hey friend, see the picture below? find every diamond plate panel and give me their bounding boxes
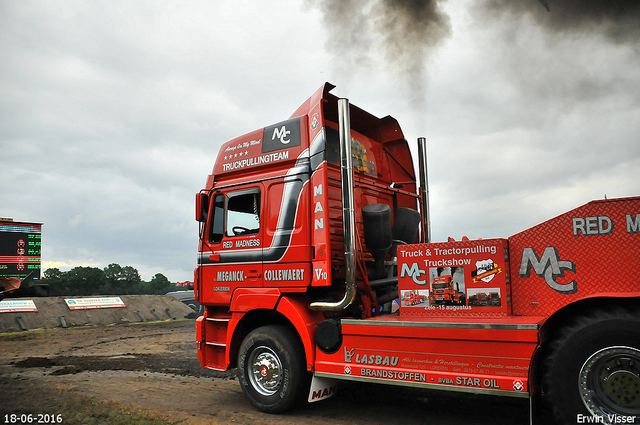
[509,197,640,316]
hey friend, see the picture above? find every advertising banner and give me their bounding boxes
[0,299,38,313]
[65,297,126,310]
[398,238,510,316]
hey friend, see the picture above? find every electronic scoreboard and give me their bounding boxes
[0,219,42,281]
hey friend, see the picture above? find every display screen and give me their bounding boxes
[0,221,42,281]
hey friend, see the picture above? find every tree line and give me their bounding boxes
[39,263,178,296]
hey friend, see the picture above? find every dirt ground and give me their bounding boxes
[0,320,551,425]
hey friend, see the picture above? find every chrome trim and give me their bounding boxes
[417,137,431,243]
[310,98,357,311]
[340,319,540,331]
[337,346,530,361]
[579,345,640,417]
[248,346,283,396]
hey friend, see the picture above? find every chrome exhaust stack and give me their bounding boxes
[417,137,431,243]
[310,98,357,311]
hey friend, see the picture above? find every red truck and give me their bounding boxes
[402,290,428,306]
[468,292,484,307]
[430,275,465,305]
[194,83,640,425]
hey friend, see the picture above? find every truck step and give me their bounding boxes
[197,312,232,370]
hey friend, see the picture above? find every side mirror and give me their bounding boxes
[195,192,209,222]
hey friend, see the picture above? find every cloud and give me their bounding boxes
[0,1,327,281]
[411,1,640,242]
[2,0,638,283]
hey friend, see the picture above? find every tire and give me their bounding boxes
[543,306,640,425]
[237,325,307,413]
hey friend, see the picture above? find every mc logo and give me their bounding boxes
[272,125,291,144]
[518,247,577,294]
[400,262,429,285]
[262,117,301,153]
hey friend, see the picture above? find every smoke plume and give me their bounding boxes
[308,0,451,107]
[481,0,640,45]
[309,0,639,117]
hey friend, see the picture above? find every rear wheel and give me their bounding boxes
[237,325,307,413]
[543,306,640,425]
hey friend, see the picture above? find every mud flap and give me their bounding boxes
[307,375,338,403]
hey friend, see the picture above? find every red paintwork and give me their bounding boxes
[230,288,281,312]
[509,197,640,316]
[276,295,326,368]
[195,83,640,400]
[315,315,542,397]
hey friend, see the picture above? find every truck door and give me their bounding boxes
[200,184,264,305]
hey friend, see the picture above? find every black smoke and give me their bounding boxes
[308,0,451,106]
[481,0,640,45]
[309,0,639,114]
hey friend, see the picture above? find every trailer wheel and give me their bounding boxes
[543,306,640,425]
[237,325,307,413]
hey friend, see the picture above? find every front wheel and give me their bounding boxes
[237,325,307,413]
[543,306,640,425]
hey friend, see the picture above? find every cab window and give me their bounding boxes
[209,194,225,244]
[226,190,260,237]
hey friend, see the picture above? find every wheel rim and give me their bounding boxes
[579,346,640,418]
[248,346,282,396]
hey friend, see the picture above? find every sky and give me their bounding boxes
[1,0,639,282]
